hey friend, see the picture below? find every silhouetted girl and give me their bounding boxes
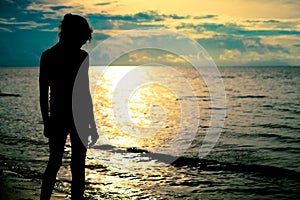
[39,13,98,200]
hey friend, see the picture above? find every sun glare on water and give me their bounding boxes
[91,66,183,152]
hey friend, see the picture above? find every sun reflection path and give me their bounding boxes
[93,66,185,152]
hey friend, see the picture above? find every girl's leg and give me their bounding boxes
[70,129,87,200]
[40,133,68,200]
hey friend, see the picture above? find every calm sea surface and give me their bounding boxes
[0,66,299,199]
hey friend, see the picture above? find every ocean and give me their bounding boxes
[0,66,299,199]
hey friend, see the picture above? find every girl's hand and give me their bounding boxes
[88,126,99,148]
[43,119,51,138]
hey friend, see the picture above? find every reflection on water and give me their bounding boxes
[91,66,210,154]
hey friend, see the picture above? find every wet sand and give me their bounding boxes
[0,169,67,200]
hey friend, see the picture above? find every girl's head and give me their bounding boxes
[59,13,93,47]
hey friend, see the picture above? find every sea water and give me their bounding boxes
[0,66,299,199]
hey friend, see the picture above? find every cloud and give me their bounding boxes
[0,17,50,31]
[197,32,293,66]
[231,29,300,37]
[50,5,73,11]
[0,26,12,32]
[178,20,300,38]
[219,49,242,63]
[25,2,84,20]
[175,16,299,66]
[87,11,181,31]
[94,1,118,6]
[90,28,214,66]
[218,48,291,66]
[87,11,169,24]
[110,49,188,66]
[194,14,218,19]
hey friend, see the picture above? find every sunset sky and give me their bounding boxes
[0,0,299,66]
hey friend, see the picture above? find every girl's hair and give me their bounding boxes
[59,13,93,43]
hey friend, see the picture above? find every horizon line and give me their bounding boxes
[0,65,300,68]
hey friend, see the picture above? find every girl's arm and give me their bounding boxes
[39,52,50,137]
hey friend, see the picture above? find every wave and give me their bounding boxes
[0,92,21,97]
[277,108,300,115]
[261,105,300,116]
[176,96,209,101]
[219,76,235,79]
[247,133,300,144]
[91,145,300,180]
[258,123,300,130]
[172,157,300,179]
[233,95,267,99]
[0,134,46,146]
